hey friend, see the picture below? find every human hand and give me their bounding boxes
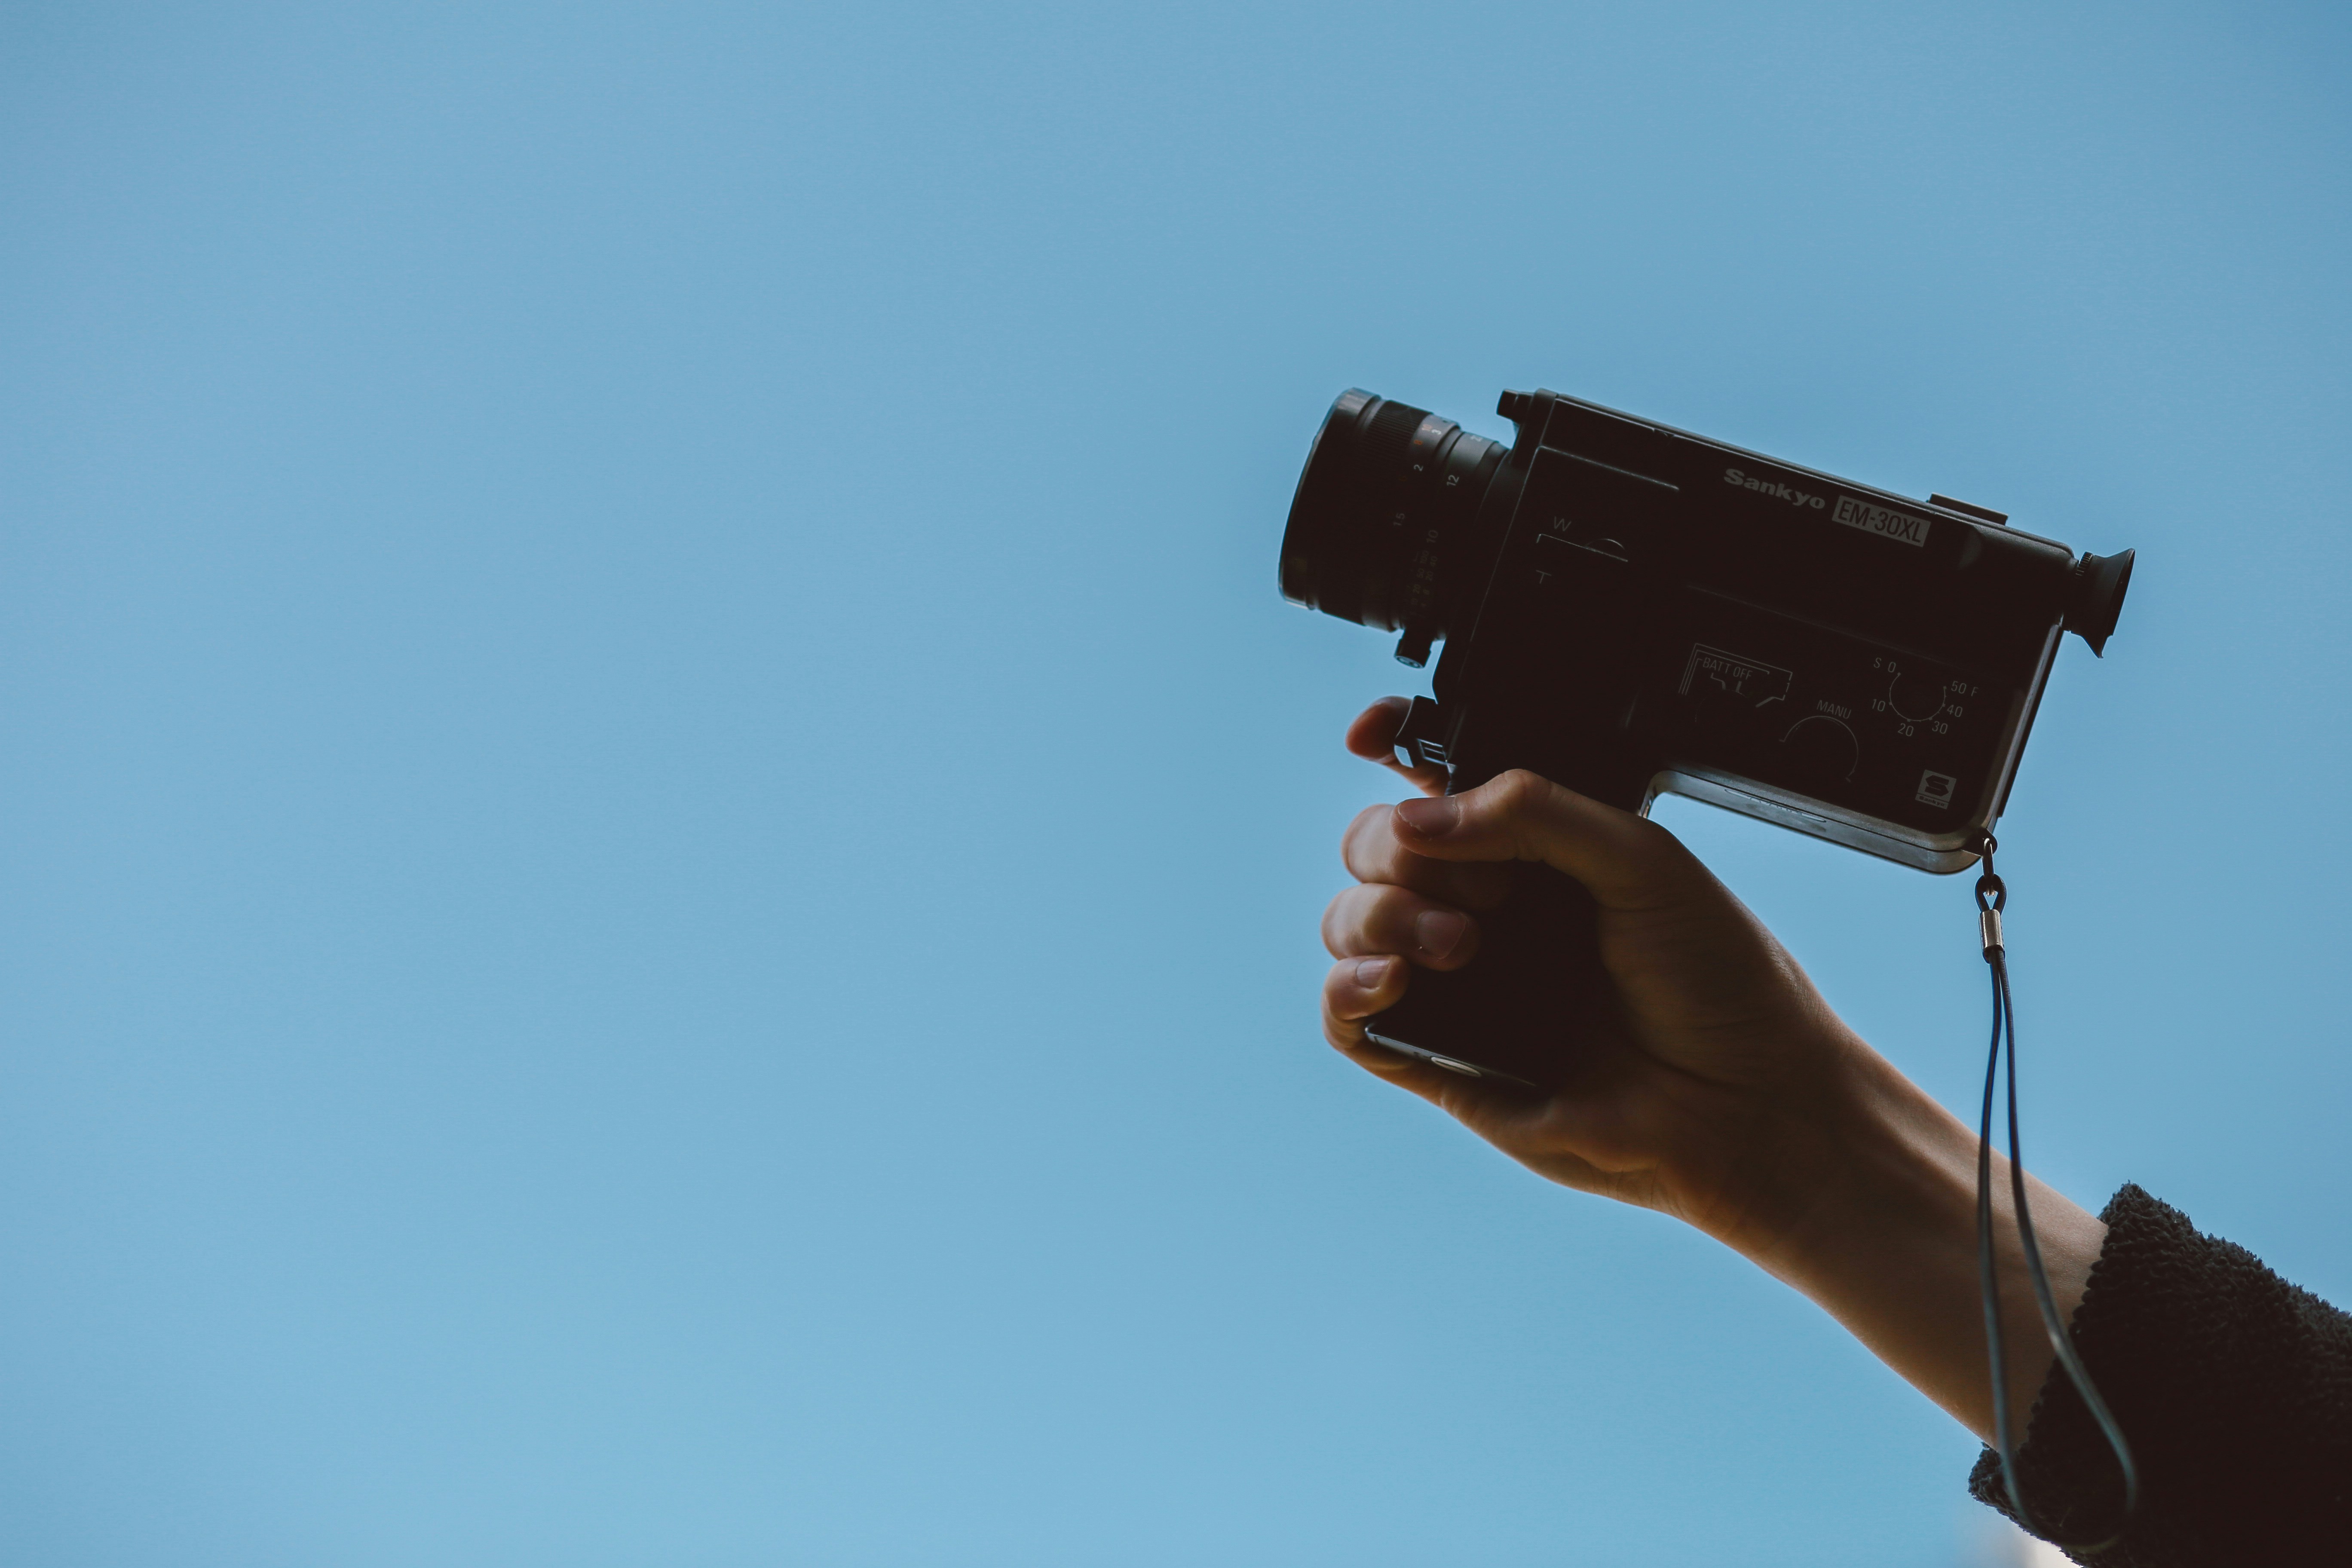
[1317,697,2104,1439]
[1321,698,1888,1256]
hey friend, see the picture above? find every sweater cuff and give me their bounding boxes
[1967,1183,2156,1556]
[1966,1181,2352,1565]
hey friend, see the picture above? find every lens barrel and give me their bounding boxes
[1280,390,1506,658]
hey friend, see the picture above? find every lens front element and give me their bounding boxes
[1280,390,1505,648]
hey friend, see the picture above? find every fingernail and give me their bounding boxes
[1353,956,1397,989]
[1395,796,1459,838]
[1415,909,1468,960]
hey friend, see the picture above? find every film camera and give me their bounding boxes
[1281,388,2133,1088]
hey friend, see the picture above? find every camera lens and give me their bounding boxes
[1280,390,1507,655]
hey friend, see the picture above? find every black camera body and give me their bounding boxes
[1282,388,2132,1087]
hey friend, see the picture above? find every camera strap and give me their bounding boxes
[1972,834,2140,1552]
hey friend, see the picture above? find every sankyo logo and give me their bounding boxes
[1722,467,1826,509]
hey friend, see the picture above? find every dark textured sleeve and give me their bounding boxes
[1968,1183,2352,1564]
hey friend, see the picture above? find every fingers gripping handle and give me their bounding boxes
[1360,862,1609,1089]
[1358,739,1636,1089]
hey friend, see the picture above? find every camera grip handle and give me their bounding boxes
[1361,861,1612,1091]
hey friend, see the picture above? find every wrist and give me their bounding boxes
[1694,1030,2104,1439]
[1650,1018,1916,1270]
[1737,1037,1972,1281]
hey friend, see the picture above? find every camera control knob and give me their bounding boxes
[1779,715,1861,787]
[1887,672,1946,723]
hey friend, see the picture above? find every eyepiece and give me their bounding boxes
[2064,548,2134,656]
[1280,390,1506,658]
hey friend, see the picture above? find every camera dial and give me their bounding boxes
[1888,671,1949,723]
[1779,714,1863,786]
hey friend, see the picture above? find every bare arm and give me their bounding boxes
[1319,698,2101,1440]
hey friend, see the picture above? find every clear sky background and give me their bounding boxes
[3,3,2347,1564]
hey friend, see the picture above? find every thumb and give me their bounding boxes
[1390,769,1701,913]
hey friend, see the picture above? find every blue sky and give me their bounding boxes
[3,3,2347,1563]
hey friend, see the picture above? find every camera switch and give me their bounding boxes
[1779,715,1862,786]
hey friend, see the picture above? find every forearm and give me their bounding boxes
[1702,1038,2103,1441]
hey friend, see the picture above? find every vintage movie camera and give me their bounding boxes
[1280,387,2133,1087]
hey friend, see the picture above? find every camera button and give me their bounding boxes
[1779,715,1862,787]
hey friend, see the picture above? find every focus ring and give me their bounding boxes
[1363,399,1431,478]
[1356,400,1452,629]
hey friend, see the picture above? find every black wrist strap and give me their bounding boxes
[1974,835,2140,1553]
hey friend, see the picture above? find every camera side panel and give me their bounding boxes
[1638,590,2052,867]
[1433,398,2071,872]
